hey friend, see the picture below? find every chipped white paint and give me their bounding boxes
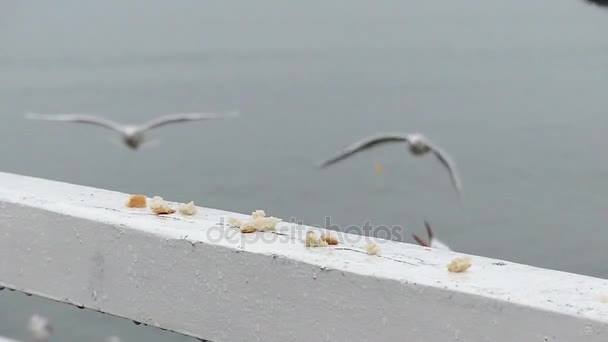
[0,172,607,342]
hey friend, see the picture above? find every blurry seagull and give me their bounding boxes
[319,132,463,197]
[25,111,238,150]
[412,221,451,251]
[27,315,52,342]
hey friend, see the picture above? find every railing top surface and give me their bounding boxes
[0,337,19,342]
[0,171,607,324]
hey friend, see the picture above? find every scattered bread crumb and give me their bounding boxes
[228,217,243,228]
[366,242,380,255]
[149,196,175,215]
[375,163,384,175]
[226,210,280,233]
[125,195,147,208]
[240,224,257,234]
[447,257,471,273]
[305,231,329,247]
[179,201,197,215]
[321,233,338,245]
[240,216,279,233]
[251,210,266,219]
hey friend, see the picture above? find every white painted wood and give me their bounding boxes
[0,171,607,341]
[0,337,20,342]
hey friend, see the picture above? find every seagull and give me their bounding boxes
[319,132,463,197]
[412,221,451,251]
[25,111,238,150]
[27,315,52,342]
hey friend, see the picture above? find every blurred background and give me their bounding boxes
[0,0,607,340]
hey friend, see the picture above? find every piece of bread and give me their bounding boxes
[149,196,176,215]
[240,217,279,233]
[321,233,339,245]
[251,210,266,219]
[366,242,380,255]
[228,209,280,233]
[447,257,471,273]
[125,195,147,208]
[305,231,329,247]
[179,201,197,215]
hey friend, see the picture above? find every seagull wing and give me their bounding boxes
[138,111,239,132]
[584,0,608,7]
[412,234,430,247]
[25,113,124,133]
[319,133,411,168]
[424,221,434,240]
[423,138,463,197]
[413,222,435,248]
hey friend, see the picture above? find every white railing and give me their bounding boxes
[0,337,20,342]
[0,171,607,341]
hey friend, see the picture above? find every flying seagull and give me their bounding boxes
[412,221,451,251]
[319,132,463,197]
[25,111,238,150]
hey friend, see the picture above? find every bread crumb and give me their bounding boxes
[366,242,380,255]
[321,233,338,245]
[240,216,279,233]
[228,217,243,228]
[251,210,266,219]
[149,196,175,215]
[447,257,471,273]
[599,295,608,303]
[125,195,147,208]
[230,209,280,233]
[179,201,197,215]
[305,231,329,247]
[240,225,257,234]
[375,163,384,175]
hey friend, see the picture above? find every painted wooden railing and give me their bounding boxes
[0,172,607,341]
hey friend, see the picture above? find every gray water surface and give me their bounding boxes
[0,0,607,340]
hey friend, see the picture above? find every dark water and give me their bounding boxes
[0,1,607,340]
